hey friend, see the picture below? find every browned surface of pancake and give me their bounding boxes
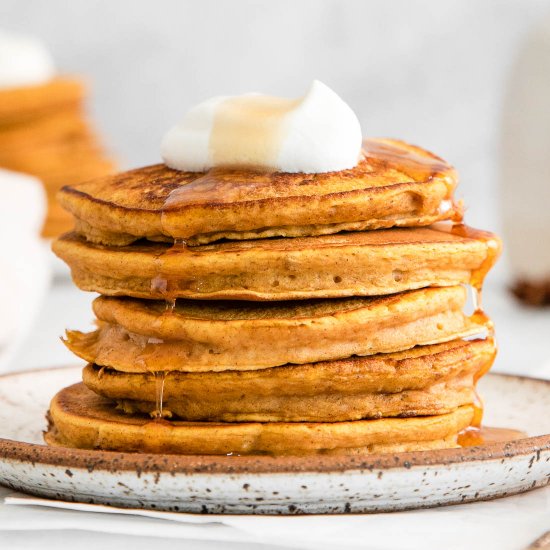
[45,383,474,455]
[54,226,501,300]
[64,286,485,373]
[83,339,494,422]
[59,138,460,246]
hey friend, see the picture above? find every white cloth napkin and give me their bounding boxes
[2,485,550,550]
[0,168,51,372]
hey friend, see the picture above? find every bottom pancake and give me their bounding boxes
[83,339,495,422]
[45,383,474,456]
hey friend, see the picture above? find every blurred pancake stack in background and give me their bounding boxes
[48,131,501,455]
[0,30,114,238]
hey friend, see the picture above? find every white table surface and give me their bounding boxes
[2,273,550,550]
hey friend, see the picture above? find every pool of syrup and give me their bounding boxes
[458,426,527,447]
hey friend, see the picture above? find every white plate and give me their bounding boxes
[0,367,549,514]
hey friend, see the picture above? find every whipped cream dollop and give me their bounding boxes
[161,80,363,173]
[0,30,55,89]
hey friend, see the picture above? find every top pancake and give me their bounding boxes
[58,138,460,246]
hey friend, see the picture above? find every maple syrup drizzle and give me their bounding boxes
[145,238,190,417]
[210,94,298,169]
[433,222,502,340]
[448,223,502,307]
[436,199,464,226]
[361,139,455,184]
[437,222,504,442]
[160,93,299,226]
[132,290,170,417]
[455,331,525,446]
[457,426,527,447]
[151,371,167,419]
[161,139,454,209]
[150,238,188,301]
[134,338,170,419]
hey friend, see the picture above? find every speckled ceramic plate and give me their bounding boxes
[0,367,549,514]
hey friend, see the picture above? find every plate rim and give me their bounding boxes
[1,366,550,475]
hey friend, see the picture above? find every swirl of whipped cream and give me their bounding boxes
[0,30,55,89]
[161,80,363,174]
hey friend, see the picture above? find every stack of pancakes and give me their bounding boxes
[0,78,114,237]
[48,138,500,456]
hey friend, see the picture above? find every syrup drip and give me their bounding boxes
[434,222,502,339]
[150,238,188,303]
[470,392,484,429]
[133,331,168,418]
[361,139,455,185]
[151,371,167,419]
[147,239,189,418]
[437,199,464,225]
[458,426,527,447]
[449,223,502,312]
[457,330,523,446]
[159,167,283,251]
[442,223,503,437]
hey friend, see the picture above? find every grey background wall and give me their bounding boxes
[3,0,548,261]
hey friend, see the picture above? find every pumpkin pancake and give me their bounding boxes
[83,338,495,422]
[58,138,460,246]
[54,225,501,301]
[0,77,85,125]
[45,383,474,455]
[65,286,485,373]
[0,136,112,176]
[0,107,89,152]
